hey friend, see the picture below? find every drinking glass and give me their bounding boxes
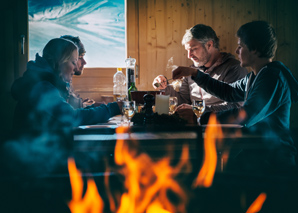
[192,99,205,125]
[122,101,136,126]
[169,97,178,115]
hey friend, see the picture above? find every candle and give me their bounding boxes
[155,94,170,115]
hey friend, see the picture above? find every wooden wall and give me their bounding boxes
[126,0,298,90]
[1,0,297,134]
[74,0,298,127]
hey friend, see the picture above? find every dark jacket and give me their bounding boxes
[11,54,120,135]
[195,61,298,171]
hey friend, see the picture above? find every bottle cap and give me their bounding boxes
[117,67,122,71]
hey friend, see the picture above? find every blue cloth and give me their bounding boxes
[11,54,121,134]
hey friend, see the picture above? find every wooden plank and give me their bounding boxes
[137,0,148,91]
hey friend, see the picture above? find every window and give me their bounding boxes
[28,0,126,67]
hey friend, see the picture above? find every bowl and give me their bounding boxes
[130,91,164,105]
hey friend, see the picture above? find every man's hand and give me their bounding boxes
[175,104,197,124]
[152,75,168,90]
[172,66,198,80]
[82,98,95,107]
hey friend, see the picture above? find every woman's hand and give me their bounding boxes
[152,75,168,90]
[172,66,198,80]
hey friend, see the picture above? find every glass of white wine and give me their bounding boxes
[169,97,178,115]
[122,101,136,126]
[192,99,205,125]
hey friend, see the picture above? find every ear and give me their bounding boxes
[205,40,213,50]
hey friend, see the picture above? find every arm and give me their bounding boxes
[204,63,247,112]
[34,82,121,127]
[172,66,247,102]
[193,70,247,102]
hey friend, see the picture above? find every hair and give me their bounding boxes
[182,24,220,49]
[237,21,277,59]
[42,38,78,75]
[60,35,86,56]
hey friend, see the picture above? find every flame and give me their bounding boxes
[67,158,104,213]
[114,126,189,213]
[246,193,267,213]
[192,113,223,188]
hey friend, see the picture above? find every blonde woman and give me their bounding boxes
[11,38,121,135]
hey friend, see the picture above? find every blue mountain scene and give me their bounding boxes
[28,0,125,67]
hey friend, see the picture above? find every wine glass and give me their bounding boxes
[192,99,205,125]
[169,97,178,115]
[122,101,136,126]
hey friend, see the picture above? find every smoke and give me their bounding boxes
[0,132,70,178]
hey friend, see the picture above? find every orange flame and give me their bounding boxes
[114,126,189,213]
[192,113,223,188]
[246,193,267,213]
[67,158,104,213]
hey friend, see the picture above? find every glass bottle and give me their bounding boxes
[128,81,137,101]
[125,56,136,91]
[113,68,126,101]
[125,56,137,101]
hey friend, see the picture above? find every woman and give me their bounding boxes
[11,38,121,136]
[172,21,298,173]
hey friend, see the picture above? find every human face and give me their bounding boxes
[74,53,87,75]
[59,50,78,83]
[74,42,87,75]
[235,38,256,68]
[184,39,211,67]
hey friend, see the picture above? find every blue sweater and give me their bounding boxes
[194,61,298,168]
[11,54,120,134]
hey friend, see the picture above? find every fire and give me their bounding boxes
[67,158,104,213]
[246,193,267,213]
[114,126,189,213]
[192,113,223,188]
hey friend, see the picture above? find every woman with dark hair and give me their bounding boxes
[11,38,121,136]
[171,21,298,173]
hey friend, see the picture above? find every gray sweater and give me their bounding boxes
[165,52,248,112]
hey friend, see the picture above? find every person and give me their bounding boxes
[11,38,122,136]
[60,35,87,76]
[60,35,101,108]
[152,24,247,122]
[172,21,298,173]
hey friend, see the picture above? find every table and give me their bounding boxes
[73,118,204,174]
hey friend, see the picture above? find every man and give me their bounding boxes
[152,24,247,122]
[60,35,95,108]
[172,21,298,173]
[60,35,87,75]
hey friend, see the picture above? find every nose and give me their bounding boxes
[187,50,192,59]
[82,58,87,65]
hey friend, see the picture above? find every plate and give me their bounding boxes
[201,124,243,128]
[77,124,118,129]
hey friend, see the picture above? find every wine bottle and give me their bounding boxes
[128,81,137,101]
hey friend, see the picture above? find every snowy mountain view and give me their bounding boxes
[28,0,126,67]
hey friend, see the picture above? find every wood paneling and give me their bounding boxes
[71,0,298,127]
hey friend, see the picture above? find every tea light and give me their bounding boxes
[155,94,170,115]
